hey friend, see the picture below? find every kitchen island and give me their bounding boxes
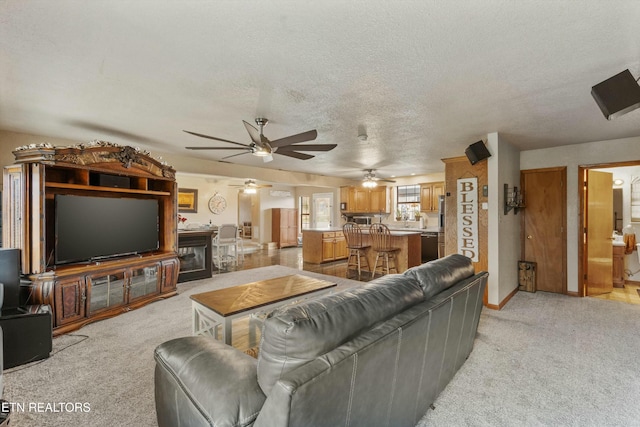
[302,227,422,273]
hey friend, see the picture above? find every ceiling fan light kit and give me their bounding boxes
[362,169,395,187]
[185,117,336,162]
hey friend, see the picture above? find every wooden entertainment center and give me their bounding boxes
[2,141,180,335]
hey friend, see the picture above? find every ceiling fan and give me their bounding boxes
[184,118,337,162]
[362,169,396,188]
[230,179,272,194]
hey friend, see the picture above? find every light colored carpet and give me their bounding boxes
[417,291,640,427]
[3,265,363,427]
[5,268,640,426]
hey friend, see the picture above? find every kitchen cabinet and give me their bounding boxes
[420,182,444,212]
[272,208,298,248]
[613,244,625,288]
[340,186,387,213]
[302,230,348,263]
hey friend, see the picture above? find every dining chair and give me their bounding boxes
[369,223,400,278]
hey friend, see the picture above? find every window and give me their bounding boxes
[396,185,420,221]
[300,196,310,230]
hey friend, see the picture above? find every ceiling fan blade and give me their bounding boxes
[185,146,249,150]
[277,144,337,152]
[243,120,263,145]
[276,150,314,160]
[221,151,251,160]
[183,130,251,148]
[269,129,318,148]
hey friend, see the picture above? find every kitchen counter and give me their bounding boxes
[302,228,421,272]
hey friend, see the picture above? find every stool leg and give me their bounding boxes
[372,252,380,279]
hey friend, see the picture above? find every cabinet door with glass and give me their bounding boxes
[87,270,127,315]
[128,263,161,303]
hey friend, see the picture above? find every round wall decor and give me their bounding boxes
[208,193,227,214]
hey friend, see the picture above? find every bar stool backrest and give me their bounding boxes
[216,224,238,243]
[343,222,364,248]
[369,223,392,251]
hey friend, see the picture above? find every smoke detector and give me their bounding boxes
[358,133,368,141]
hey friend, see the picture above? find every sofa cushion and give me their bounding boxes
[403,254,475,299]
[257,274,423,395]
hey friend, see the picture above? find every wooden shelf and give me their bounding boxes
[46,182,171,196]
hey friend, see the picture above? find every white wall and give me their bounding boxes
[521,135,640,293]
[487,132,521,306]
[175,173,240,227]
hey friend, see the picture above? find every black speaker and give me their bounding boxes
[591,69,640,120]
[90,173,131,189]
[465,141,491,165]
[0,305,52,369]
[0,249,20,310]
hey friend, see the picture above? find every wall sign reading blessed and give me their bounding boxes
[457,177,479,262]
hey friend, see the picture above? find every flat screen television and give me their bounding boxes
[54,194,159,265]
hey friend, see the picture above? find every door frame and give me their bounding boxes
[577,160,640,297]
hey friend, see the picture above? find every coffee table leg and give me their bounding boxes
[224,319,232,345]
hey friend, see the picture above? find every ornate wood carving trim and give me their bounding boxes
[13,140,175,179]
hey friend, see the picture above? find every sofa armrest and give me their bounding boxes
[154,336,266,427]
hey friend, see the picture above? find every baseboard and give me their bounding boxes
[624,279,640,286]
[485,286,518,310]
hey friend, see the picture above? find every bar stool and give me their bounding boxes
[212,224,238,273]
[369,223,400,278]
[343,222,371,278]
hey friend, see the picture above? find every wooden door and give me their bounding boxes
[420,185,433,212]
[522,168,566,293]
[585,170,613,296]
[354,188,370,212]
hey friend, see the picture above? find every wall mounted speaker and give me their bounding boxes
[465,141,492,165]
[591,69,640,120]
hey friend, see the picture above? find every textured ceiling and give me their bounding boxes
[1,1,640,181]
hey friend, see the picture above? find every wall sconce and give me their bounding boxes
[504,184,525,214]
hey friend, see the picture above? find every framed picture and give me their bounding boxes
[178,188,198,213]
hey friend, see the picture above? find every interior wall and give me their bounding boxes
[521,135,640,293]
[486,132,521,306]
[443,156,488,278]
[175,173,240,226]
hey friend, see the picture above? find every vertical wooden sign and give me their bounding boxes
[457,177,478,262]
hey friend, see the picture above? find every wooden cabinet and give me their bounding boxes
[420,182,444,212]
[322,231,348,262]
[340,186,387,213]
[302,230,348,263]
[2,143,179,335]
[54,277,87,327]
[613,244,625,288]
[272,208,298,248]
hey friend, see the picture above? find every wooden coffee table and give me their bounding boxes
[190,274,337,346]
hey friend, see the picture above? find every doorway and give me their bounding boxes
[311,193,333,228]
[238,191,254,241]
[580,161,640,304]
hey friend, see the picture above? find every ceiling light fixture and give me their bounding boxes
[243,187,257,194]
[358,133,368,141]
[613,178,624,186]
[362,179,377,188]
